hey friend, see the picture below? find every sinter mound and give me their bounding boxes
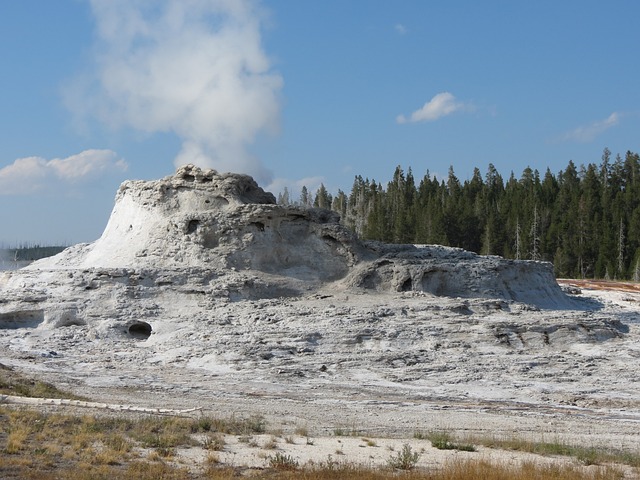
[19,164,569,307]
[1,165,635,432]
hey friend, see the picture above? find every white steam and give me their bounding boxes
[68,0,282,184]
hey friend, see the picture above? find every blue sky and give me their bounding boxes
[1,0,639,245]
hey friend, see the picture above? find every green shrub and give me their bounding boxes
[268,452,299,470]
[429,431,476,452]
[387,443,420,470]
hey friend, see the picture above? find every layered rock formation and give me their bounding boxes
[29,165,361,282]
[2,165,636,415]
[18,164,569,308]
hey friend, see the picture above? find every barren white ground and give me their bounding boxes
[2,283,640,475]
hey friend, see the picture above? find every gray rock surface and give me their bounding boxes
[1,166,639,447]
[20,164,570,306]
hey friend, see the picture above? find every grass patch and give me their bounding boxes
[268,452,299,470]
[423,430,476,452]
[0,365,87,400]
[0,405,635,480]
[414,428,640,468]
[202,432,225,451]
[197,413,266,435]
[473,434,640,467]
[333,425,362,437]
[0,405,268,479]
[250,459,625,479]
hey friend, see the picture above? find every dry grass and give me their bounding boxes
[201,460,626,479]
[202,432,226,451]
[0,405,266,479]
[467,434,640,468]
[0,364,86,400]
[413,428,640,468]
[0,405,635,480]
[262,435,279,449]
[4,426,29,454]
[431,459,625,480]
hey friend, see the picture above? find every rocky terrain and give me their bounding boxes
[1,165,640,457]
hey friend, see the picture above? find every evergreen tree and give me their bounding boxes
[617,219,626,278]
[331,189,348,219]
[300,186,311,207]
[346,176,370,237]
[314,183,332,209]
[514,218,522,260]
[277,187,290,205]
[530,204,541,261]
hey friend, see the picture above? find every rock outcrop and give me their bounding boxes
[28,165,366,283]
[0,164,587,355]
[3,166,636,417]
[20,164,569,308]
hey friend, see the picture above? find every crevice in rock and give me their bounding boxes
[57,318,87,328]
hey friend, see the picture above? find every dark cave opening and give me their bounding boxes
[128,321,152,340]
[187,219,200,234]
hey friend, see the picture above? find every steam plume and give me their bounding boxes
[69,0,282,184]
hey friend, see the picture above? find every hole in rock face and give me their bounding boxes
[0,310,45,329]
[187,219,199,234]
[127,322,152,340]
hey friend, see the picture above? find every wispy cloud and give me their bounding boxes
[560,112,620,143]
[394,23,408,35]
[397,92,472,124]
[0,150,127,195]
[64,0,282,185]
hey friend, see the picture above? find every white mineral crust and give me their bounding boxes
[1,165,639,449]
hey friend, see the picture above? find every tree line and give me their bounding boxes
[281,148,640,280]
[0,244,67,262]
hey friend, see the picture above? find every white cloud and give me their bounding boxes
[0,150,127,195]
[560,112,620,143]
[397,92,471,124]
[394,23,407,35]
[65,0,282,185]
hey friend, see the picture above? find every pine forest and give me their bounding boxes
[283,148,640,281]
